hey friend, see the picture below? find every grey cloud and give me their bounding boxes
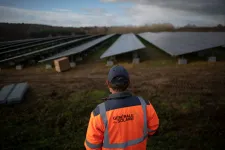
[148,0,225,16]
[0,4,223,27]
[122,4,223,26]
[101,0,225,16]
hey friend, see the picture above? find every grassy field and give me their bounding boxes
[0,37,225,150]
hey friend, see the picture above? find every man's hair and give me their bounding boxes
[108,76,129,92]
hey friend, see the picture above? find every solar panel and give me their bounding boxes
[7,82,29,104]
[0,35,98,63]
[0,41,33,49]
[139,32,225,56]
[0,36,62,46]
[0,84,15,104]
[39,34,115,63]
[0,36,84,56]
[100,33,146,59]
[0,37,52,49]
[0,37,65,52]
[0,43,16,48]
[0,38,39,44]
[0,39,36,47]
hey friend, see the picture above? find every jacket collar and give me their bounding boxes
[108,91,133,100]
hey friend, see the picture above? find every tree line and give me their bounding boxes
[0,23,224,41]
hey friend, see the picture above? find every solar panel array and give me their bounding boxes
[0,37,47,44]
[0,37,61,50]
[0,37,61,55]
[0,35,98,63]
[139,32,225,56]
[1,32,224,67]
[0,36,84,56]
[0,38,41,47]
[0,36,77,62]
[100,33,145,59]
[39,34,115,63]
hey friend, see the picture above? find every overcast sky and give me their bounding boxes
[0,0,224,27]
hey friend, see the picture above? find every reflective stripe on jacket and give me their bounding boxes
[84,91,159,150]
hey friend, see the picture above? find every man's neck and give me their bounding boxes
[111,91,127,94]
[111,91,118,94]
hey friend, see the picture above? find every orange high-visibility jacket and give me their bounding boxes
[84,91,159,150]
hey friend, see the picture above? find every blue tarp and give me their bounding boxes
[0,84,15,104]
[0,82,29,105]
[7,82,29,104]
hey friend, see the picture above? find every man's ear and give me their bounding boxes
[105,80,110,87]
[106,80,113,93]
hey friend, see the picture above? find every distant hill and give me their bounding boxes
[0,22,224,41]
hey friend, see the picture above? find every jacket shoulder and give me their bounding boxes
[137,96,151,105]
[92,102,105,116]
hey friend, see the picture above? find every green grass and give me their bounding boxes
[0,87,224,150]
[145,94,224,150]
[0,90,109,150]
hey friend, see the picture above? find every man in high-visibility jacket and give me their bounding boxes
[84,65,159,150]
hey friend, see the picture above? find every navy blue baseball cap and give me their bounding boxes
[108,65,130,83]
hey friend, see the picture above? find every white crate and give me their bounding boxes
[133,58,140,64]
[45,64,52,69]
[106,61,114,66]
[178,58,187,65]
[208,56,216,62]
[70,62,76,68]
[16,65,23,70]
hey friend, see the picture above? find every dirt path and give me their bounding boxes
[1,61,225,99]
